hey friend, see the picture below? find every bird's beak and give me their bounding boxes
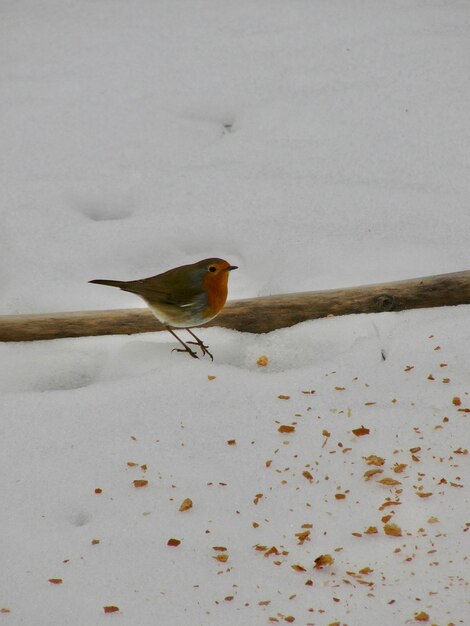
[228,265,238,271]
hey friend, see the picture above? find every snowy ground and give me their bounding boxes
[1,2,469,625]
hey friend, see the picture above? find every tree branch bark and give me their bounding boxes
[0,270,468,342]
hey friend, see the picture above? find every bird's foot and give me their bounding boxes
[171,346,199,359]
[187,340,214,361]
[166,326,199,359]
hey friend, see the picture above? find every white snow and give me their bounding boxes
[1,2,469,625]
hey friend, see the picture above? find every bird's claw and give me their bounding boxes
[187,341,214,361]
[172,347,199,359]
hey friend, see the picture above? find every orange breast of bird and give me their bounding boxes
[203,270,229,320]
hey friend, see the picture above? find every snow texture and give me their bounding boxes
[1,2,469,625]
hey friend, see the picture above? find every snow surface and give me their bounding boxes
[1,2,470,625]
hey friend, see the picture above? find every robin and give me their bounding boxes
[90,258,237,360]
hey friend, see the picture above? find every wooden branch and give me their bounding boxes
[0,270,469,342]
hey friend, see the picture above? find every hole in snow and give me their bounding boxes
[69,510,91,527]
[0,344,106,393]
[78,203,134,221]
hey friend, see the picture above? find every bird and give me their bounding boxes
[89,258,237,360]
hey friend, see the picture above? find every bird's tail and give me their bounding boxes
[89,278,129,290]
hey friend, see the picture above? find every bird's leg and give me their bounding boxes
[186,328,214,361]
[166,327,199,359]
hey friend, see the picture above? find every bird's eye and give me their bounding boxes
[208,265,217,273]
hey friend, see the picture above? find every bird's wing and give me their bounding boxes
[122,273,205,308]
